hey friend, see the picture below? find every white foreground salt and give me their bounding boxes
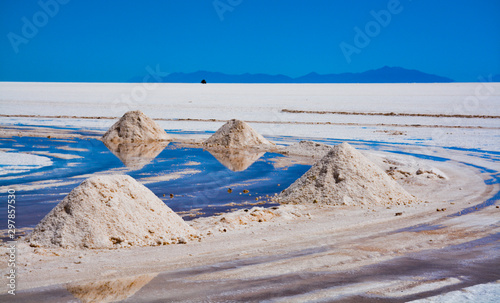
[409,281,500,303]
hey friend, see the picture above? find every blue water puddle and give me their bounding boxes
[168,129,215,135]
[444,146,500,156]
[0,136,122,183]
[394,223,445,233]
[0,136,310,229]
[126,147,310,216]
[459,162,498,174]
[383,150,450,162]
[1,132,499,230]
[5,123,104,136]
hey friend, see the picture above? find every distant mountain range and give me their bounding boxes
[129,66,455,83]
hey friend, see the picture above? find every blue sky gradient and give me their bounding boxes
[1,0,499,82]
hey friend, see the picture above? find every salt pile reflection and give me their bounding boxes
[66,274,157,303]
[206,148,265,172]
[103,141,169,170]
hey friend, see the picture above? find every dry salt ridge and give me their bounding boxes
[2,112,499,301]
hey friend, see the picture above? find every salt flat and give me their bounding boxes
[0,82,499,301]
[1,82,499,150]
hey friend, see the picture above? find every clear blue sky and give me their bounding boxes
[1,0,499,82]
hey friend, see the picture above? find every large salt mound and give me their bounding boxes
[29,175,196,249]
[102,110,171,143]
[278,142,415,206]
[204,119,274,149]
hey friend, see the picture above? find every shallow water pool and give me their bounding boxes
[0,135,310,229]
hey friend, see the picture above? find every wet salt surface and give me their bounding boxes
[393,223,445,233]
[1,131,500,301]
[2,132,500,230]
[5,228,499,302]
[0,135,310,229]
[447,164,500,218]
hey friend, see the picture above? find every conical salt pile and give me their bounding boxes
[29,175,196,249]
[278,143,415,206]
[102,110,171,143]
[204,119,274,149]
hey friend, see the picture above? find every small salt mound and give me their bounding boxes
[191,205,306,234]
[204,119,274,149]
[280,141,333,159]
[278,143,415,206]
[102,110,171,143]
[29,175,196,249]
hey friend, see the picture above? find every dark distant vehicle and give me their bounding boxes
[201,79,207,84]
